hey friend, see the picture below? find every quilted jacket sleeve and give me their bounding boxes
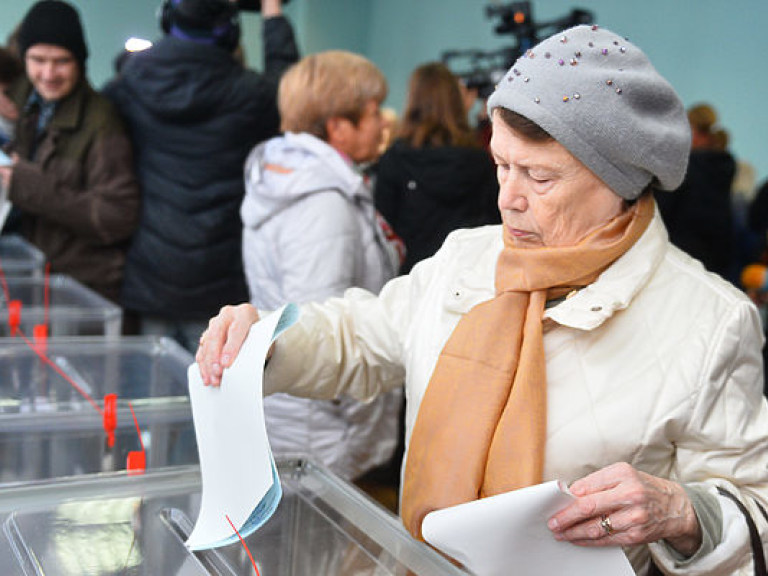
[650,297,768,576]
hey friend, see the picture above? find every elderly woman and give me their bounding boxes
[238,50,404,482]
[198,26,768,575]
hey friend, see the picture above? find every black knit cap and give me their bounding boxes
[17,0,89,65]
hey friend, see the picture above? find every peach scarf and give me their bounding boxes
[401,194,654,539]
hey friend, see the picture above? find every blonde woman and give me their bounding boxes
[240,50,404,481]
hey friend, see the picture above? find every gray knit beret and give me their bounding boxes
[486,25,690,200]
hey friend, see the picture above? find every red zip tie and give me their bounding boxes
[16,329,104,415]
[226,514,260,576]
[8,299,21,336]
[103,393,117,448]
[126,401,146,475]
[33,324,48,355]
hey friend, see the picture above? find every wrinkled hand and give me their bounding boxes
[195,303,261,386]
[547,462,702,557]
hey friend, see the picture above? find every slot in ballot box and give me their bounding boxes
[0,235,45,279]
[0,460,468,576]
[0,336,197,485]
[0,274,122,338]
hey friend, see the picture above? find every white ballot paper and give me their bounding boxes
[422,480,636,576]
[185,303,299,550]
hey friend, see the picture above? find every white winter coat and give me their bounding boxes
[264,205,768,575]
[241,132,403,480]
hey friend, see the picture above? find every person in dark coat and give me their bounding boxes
[374,62,499,275]
[0,0,140,302]
[656,103,736,282]
[103,0,298,349]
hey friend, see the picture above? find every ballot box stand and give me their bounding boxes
[0,274,123,338]
[0,336,198,485]
[0,459,469,576]
[0,235,46,279]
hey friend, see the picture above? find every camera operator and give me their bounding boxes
[444,2,593,117]
[103,0,299,350]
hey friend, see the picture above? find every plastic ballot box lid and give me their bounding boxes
[0,336,197,485]
[0,274,123,337]
[0,235,45,279]
[0,460,468,576]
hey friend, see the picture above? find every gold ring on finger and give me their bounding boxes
[600,514,613,536]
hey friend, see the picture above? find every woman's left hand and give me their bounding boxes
[547,462,702,557]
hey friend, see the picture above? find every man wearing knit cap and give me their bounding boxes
[0,0,140,303]
[197,24,768,575]
[103,0,299,351]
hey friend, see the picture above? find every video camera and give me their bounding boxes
[443,2,593,99]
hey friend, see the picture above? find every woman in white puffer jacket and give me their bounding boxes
[206,27,768,575]
[239,50,404,481]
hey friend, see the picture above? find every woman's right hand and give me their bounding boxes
[196,303,260,386]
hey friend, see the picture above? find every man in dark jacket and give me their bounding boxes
[103,0,299,350]
[0,0,140,303]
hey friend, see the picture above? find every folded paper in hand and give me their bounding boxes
[422,480,636,576]
[185,304,299,550]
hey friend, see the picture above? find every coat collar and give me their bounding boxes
[42,79,90,132]
[545,203,668,330]
[11,76,90,133]
[448,202,668,331]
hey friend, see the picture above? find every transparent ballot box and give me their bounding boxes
[0,274,122,337]
[0,460,468,576]
[0,337,197,485]
[0,235,46,279]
